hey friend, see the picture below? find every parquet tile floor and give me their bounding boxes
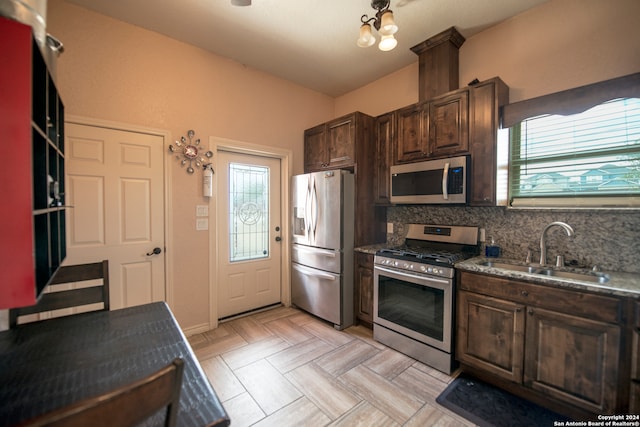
[188,305,476,427]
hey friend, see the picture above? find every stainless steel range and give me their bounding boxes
[373,224,479,374]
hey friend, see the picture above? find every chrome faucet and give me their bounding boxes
[539,221,574,265]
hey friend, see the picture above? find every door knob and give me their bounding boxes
[146,247,162,256]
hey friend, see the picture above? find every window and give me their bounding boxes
[228,162,270,262]
[508,97,640,208]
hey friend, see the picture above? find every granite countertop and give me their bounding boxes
[456,256,640,299]
[354,244,389,254]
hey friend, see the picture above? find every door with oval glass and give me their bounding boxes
[217,150,282,319]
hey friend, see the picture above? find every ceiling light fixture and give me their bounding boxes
[357,0,398,51]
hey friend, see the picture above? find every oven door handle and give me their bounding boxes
[374,266,450,286]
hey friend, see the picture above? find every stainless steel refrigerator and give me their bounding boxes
[291,170,354,330]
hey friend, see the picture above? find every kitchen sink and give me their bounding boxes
[535,268,610,284]
[479,260,610,284]
[480,261,539,274]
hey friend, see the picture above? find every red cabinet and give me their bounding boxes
[0,17,66,309]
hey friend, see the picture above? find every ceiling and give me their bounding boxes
[64,0,549,97]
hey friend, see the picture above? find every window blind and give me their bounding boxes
[509,98,640,207]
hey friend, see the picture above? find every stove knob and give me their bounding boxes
[394,261,399,267]
[409,264,414,270]
[420,265,427,272]
[427,267,433,273]
[402,263,409,269]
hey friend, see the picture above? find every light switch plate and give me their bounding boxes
[196,205,208,217]
[196,218,208,230]
[387,222,393,233]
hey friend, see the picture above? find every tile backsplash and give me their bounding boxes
[387,206,640,274]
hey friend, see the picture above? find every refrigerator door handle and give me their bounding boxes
[305,178,312,237]
[310,178,318,235]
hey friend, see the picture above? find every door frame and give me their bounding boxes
[208,136,292,330]
[65,115,174,307]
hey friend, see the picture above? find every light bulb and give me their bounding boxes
[357,23,376,48]
[379,11,398,36]
[378,34,397,51]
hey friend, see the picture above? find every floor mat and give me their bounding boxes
[436,374,572,427]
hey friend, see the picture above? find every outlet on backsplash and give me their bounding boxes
[387,222,394,233]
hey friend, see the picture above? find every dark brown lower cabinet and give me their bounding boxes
[355,252,374,327]
[457,271,627,418]
[523,307,620,414]
[457,291,525,383]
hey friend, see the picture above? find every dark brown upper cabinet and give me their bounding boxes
[374,112,394,204]
[429,90,469,156]
[394,89,469,164]
[304,113,361,172]
[468,77,509,206]
[394,102,429,164]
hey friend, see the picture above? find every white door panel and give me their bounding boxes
[217,151,282,318]
[65,123,165,310]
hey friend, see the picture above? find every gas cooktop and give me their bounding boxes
[374,224,480,274]
[376,247,475,266]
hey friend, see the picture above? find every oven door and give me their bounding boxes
[373,265,452,352]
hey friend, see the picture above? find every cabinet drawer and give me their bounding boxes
[459,271,622,324]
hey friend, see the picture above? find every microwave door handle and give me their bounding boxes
[442,162,450,200]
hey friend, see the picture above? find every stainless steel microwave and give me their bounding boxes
[390,155,468,204]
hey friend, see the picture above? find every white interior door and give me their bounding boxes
[217,151,282,319]
[65,123,166,310]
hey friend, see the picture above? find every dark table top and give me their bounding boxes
[0,302,230,426]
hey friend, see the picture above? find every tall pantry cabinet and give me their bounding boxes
[0,17,66,309]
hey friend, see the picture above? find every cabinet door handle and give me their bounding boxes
[528,309,534,315]
[521,290,529,297]
[515,308,522,313]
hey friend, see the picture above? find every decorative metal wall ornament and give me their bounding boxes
[169,130,213,174]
